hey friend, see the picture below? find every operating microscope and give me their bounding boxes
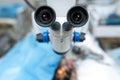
[24,1,109,79]
[30,0,89,54]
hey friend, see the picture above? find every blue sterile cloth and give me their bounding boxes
[0,33,62,80]
[108,48,120,62]
[108,48,120,75]
[0,3,25,18]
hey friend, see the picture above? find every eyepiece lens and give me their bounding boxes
[38,9,52,24]
[71,11,82,24]
[41,11,51,21]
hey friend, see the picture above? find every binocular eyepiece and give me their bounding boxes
[34,6,89,54]
[34,6,88,27]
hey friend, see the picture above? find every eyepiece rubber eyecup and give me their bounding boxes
[67,6,89,27]
[34,6,56,27]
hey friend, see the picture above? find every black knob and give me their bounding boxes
[36,33,43,42]
[72,46,81,55]
[80,32,86,42]
[51,22,61,31]
[62,22,72,31]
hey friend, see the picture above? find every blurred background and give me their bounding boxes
[0,0,120,80]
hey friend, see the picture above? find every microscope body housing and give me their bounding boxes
[32,0,89,54]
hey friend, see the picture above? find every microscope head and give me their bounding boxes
[32,0,89,54]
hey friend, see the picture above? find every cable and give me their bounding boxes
[24,0,37,10]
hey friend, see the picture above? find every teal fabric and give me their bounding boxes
[0,33,62,80]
